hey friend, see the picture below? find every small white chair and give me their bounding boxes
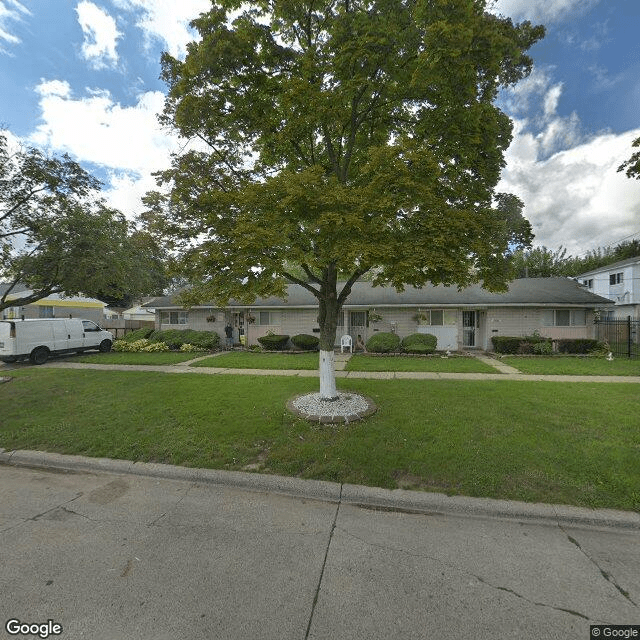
[340,334,353,353]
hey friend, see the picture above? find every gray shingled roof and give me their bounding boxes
[0,282,30,297]
[144,277,613,309]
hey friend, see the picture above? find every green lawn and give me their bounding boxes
[346,354,497,373]
[70,352,200,365]
[502,356,640,376]
[191,351,320,370]
[1,368,638,511]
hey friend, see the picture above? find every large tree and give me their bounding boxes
[145,0,543,399]
[618,136,640,180]
[0,131,166,312]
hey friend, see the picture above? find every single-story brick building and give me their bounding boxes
[144,277,613,351]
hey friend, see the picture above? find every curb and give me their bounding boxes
[1,448,638,531]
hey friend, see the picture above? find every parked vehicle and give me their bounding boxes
[0,318,113,365]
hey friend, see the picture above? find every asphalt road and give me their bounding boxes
[1,464,638,640]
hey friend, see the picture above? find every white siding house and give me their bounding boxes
[577,257,640,319]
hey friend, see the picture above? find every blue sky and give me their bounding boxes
[1,0,639,258]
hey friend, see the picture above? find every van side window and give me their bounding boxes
[82,320,99,332]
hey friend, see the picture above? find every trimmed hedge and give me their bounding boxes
[366,332,401,353]
[401,333,437,354]
[556,339,600,354]
[491,336,522,354]
[149,329,219,350]
[257,334,290,350]
[291,334,319,351]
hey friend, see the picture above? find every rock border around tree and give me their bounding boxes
[287,392,377,424]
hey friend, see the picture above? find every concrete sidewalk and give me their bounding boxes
[27,359,640,383]
[1,457,638,640]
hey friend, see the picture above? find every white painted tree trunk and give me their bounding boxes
[319,349,338,400]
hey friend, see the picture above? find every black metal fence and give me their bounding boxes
[595,317,640,359]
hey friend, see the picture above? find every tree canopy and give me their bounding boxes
[0,131,166,312]
[144,0,544,397]
[618,135,640,180]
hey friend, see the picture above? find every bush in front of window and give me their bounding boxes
[149,329,219,350]
[491,336,523,354]
[257,334,290,350]
[366,332,401,353]
[401,333,437,354]
[291,334,320,351]
[556,339,600,354]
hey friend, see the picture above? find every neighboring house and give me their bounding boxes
[576,256,640,319]
[0,284,106,324]
[144,278,613,351]
[122,304,156,321]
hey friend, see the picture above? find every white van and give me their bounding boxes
[0,318,113,365]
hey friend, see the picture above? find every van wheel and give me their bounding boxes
[99,339,112,353]
[30,347,50,365]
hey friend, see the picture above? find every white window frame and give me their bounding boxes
[256,311,280,326]
[542,309,587,327]
[609,272,623,285]
[418,309,456,326]
[160,311,188,325]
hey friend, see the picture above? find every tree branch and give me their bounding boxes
[282,271,321,298]
[301,263,323,284]
[338,266,370,306]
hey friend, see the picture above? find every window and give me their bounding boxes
[609,273,623,285]
[337,311,344,327]
[542,309,587,327]
[418,310,456,326]
[350,311,367,327]
[39,306,54,318]
[160,311,188,325]
[256,311,280,325]
[582,279,593,288]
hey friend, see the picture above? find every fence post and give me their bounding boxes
[628,316,632,359]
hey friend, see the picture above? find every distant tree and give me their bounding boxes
[511,245,573,277]
[0,131,166,312]
[145,0,543,399]
[618,136,640,179]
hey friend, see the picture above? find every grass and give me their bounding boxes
[502,356,640,376]
[191,351,320,370]
[69,352,200,365]
[346,354,497,373]
[1,368,639,511]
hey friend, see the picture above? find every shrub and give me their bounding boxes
[401,333,437,354]
[121,327,154,342]
[257,334,290,350]
[112,340,131,352]
[142,341,169,352]
[179,343,202,352]
[491,336,522,354]
[533,340,553,355]
[556,338,600,354]
[149,329,219,350]
[291,334,320,351]
[366,332,401,353]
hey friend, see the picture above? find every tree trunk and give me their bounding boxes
[317,268,339,400]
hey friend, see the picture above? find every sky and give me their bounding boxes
[1,0,639,259]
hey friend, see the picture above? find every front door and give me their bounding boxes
[349,311,367,345]
[463,311,476,347]
[233,312,245,345]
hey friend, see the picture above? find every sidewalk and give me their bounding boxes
[33,359,640,383]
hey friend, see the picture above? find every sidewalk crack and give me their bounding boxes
[304,483,342,640]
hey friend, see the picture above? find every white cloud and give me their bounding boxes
[76,1,122,69]
[29,80,181,216]
[0,0,30,52]
[499,127,640,255]
[112,0,210,59]
[490,0,600,23]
